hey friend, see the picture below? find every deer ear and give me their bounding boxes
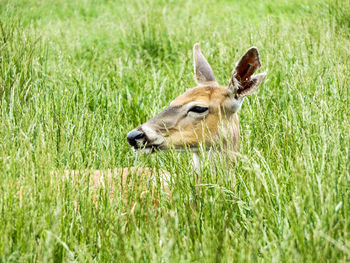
[193,43,217,85]
[228,47,266,98]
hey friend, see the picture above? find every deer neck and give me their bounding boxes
[192,152,202,174]
[192,112,240,175]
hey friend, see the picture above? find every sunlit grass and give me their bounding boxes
[0,0,349,262]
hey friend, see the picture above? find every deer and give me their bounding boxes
[126,43,266,188]
[53,43,266,205]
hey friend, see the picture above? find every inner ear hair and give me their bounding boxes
[236,72,266,98]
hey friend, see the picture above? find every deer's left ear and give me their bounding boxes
[228,47,266,98]
[193,43,217,85]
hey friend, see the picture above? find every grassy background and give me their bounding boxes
[0,0,349,262]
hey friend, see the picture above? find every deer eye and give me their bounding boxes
[189,106,209,113]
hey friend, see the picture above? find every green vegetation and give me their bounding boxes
[0,0,349,261]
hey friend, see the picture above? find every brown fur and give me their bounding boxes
[154,85,240,151]
[171,85,229,106]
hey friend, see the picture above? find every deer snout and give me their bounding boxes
[127,129,146,148]
[127,124,165,152]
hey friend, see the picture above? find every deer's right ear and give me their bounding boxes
[228,47,266,98]
[193,43,217,86]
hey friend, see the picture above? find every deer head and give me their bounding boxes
[127,44,266,153]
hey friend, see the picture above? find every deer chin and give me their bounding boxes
[132,143,201,155]
[140,147,155,155]
[132,144,164,154]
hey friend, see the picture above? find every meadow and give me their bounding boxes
[0,0,349,262]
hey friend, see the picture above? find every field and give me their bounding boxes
[0,0,349,262]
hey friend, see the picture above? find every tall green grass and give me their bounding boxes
[0,0,349,262]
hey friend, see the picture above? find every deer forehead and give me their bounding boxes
[170,85,230,107]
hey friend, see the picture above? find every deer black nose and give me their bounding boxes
[127,130,145,147]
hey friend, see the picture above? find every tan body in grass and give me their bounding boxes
[63,168,171,204]
[62,44,266,201]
